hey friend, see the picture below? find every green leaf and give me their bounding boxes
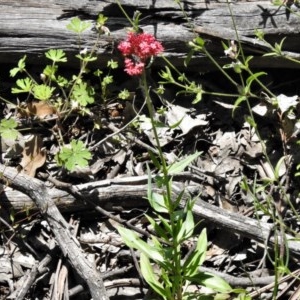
[72,82,94,106]
[168,152,201,174]
[173,189,185,208]
[246,71,267,87]
[243,56,253,69]
[56,140,91,171]
[140,253,167,299]
[75,53,97,62]
[10,55,27,77]
[118,89,130,100]
[148,151,162,170]
[184,48,195,67]
[192,88,203,104]
[117,226,164,262]
[233,62,243,74]
[11,78,33,94]
[97,13,108,26]
[0,118,19,140]
[193,36,205,49]
[157,214,172,235]
[159,66,175,83]
[145,214,169,240]
[93,69,103,77]
[177,205,194,243]
[43,65,58,79]
[149,192,168,213]
[187,272,232,293]
[244,116,256,129]
[255,29,265,41]
[102,75,113,86]
[32,84,55,101]
[178,73,187,82]
[66,17,91,34]
[56,75,68,87]
[183,228,207,276]
[275,38,286,56]
[45,49,67,63]
[274,156,286,180]
[232,292,252,300]
[232,95,246,116]
[147,164,168,213]
[107,59,118,69]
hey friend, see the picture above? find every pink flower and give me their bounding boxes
[118,32,164,76]
[124,58,145,76]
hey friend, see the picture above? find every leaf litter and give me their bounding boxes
[1,67,300,299]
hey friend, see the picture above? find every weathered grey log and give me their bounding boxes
[1,171,300,256]
[0,0,300,70]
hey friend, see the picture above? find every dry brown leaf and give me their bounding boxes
[19,101,56,118]
[20,134,46,177]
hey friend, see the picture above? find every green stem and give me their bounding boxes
[162,55,240,99]
[202,47,239,88]
[141,70,183,299]
[116,0,137,30]
[283,55,300,65]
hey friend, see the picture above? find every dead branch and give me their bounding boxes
[1,168,300,256]
[0,164,108,300]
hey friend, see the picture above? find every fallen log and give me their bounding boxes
[0,0,300,70]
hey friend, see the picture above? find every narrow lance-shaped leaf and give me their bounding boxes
[187,272,232,293]
[145,214,169,241]
[177,205,195,243]
[182,228,207,276]
[117,226,164,262]
[168,151,201,174]
[140,253,167,299]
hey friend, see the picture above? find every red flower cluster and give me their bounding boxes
[118,32,164,76]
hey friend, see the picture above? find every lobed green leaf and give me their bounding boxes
[56,140,91,171]
[0,118,19,140]
[33,84,55,101]
[11,78,33,94]
[66,17,91,34]
[10,55,27,77]
[45,49,67,63]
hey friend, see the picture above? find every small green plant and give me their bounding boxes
[55,139,91,171]
[2,15,122,172]
[0,118,19,140]
[118,160,234,299]
[128,0,300,297]
[115,9,236,298]
[1,0,299,298]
